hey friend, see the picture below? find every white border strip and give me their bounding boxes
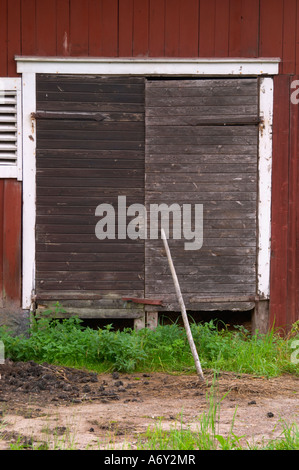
[21,73,36,309]
[16,57,280,76]
[16,58,278,309]
[258,77,274,299]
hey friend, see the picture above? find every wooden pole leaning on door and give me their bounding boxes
[161,229,205,382]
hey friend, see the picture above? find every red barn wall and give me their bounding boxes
[0,0,299,331]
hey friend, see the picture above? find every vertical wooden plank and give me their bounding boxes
[69,0,89,56]
[296,1,299,74]
[119,0,134,57]
[199,0,216,57]
[7,0,21,77]
[56,0,70,56]
[165,0,180,57]
[0,0,8,76]
[133,0,149,57]
[88,0,102,56]
[179,0,199,57]
[21,0,36,56]
[269,75,290,330]
[149,0,165,57]
[288,76,299,328]
[214,0,229,57]
[239,0,259,57]
[3,180,22,303]
[259,0,283,59]
[36,0,56,55]
[99,0,118,57]
[229,0,242,57]
[282,0,297,74]
[0,180,4,303]
[229,0,260,58]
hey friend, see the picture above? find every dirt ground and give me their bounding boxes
[0,360,298,450]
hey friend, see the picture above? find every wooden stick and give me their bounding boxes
[161,229,205,382]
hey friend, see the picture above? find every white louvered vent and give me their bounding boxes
[0,78,22,180]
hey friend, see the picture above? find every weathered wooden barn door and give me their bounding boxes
[145,78,259,312]
[35,74,145,319]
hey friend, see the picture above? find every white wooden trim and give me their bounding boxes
[258,77,274,299]
[21,73,36,309]
[18,58,277,309]
[0,166,18,178]
[16,56,280,76]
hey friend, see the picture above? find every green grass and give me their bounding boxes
[0,314,298,377]
[136,416,299,450]
[136,379,299,451]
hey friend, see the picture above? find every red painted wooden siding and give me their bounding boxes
[0,0,297,70]
[0,180,22,307]
[0,0,298,330]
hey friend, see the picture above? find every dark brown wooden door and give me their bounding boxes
[145,78,259,310]
[35,75,259,316]
[35,74,145,313]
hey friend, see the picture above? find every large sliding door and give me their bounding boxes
[35,74,259,317]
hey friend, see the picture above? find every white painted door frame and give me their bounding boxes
[15,57,279,310]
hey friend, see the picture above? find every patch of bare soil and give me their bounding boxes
[0,360,298,450]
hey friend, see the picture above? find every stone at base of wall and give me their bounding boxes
[0,307,30,336]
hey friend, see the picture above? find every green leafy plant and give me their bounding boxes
[0,313,298,376]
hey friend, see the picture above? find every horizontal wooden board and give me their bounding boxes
[146,144,257,155]
[145,264,255,276]
[37,120,145,131]
[146,105,257,117]
[37,140,144,150]
[146,116,259,126]
[145,244,256,257]
[37,252,144,263]
[146,135,257,146]
[146,125,258,137]
[36,271,144,282]
[145,282,256,295]
[36,307,145,319]
[37,167,144,178]
[36,280,145,290]
[37,176,144,187]
[36,290,145,301]
[36,298,145,309]
[37,91,144,104]
[145,182,257,193]
[37,158,144,170]
[37,129,145,142]
[146,96,257,108]
[145,173,256,183]
[146,78,258,89]
[146,154,257,164]
[35,111,145,122]
[37,101,145,113]
[37,74,145,85]
[145,163,257,173]
[36,186,145,198]
[36,262,144,272]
